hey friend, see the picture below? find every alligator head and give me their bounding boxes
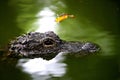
[8,31,100,60]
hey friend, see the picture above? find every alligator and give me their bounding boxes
[7,31,100,60]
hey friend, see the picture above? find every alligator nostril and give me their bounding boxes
[82,42,100,53]
[43,37,56,47]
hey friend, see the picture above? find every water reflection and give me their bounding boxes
[17,53,66,80]
[35,7,58,33]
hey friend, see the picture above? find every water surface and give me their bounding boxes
[0,0,119,80]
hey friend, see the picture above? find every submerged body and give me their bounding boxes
[8,31,100,60]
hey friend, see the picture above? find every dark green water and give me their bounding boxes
[0,0,119,80]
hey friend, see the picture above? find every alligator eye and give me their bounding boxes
[43,37,56,47]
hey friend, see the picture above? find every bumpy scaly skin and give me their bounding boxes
[9,31,100,60]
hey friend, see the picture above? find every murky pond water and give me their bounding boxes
[0,0,119,80]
